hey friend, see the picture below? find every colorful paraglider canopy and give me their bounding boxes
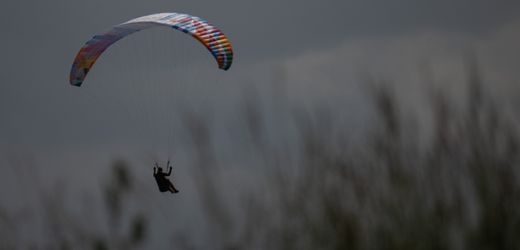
[69,13,233,86]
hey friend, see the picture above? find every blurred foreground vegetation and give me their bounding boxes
[1,64,520,249]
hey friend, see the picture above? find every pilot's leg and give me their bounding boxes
[167,181,179,193]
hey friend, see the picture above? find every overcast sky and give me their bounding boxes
[1,0,520,247]
[1,0,519,145]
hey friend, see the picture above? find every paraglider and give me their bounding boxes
[69,12,233,86]
[153,160,179,193]
[69,13,234,194]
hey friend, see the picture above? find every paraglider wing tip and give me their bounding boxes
[220,65,231,71]
[70,80,83,87]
